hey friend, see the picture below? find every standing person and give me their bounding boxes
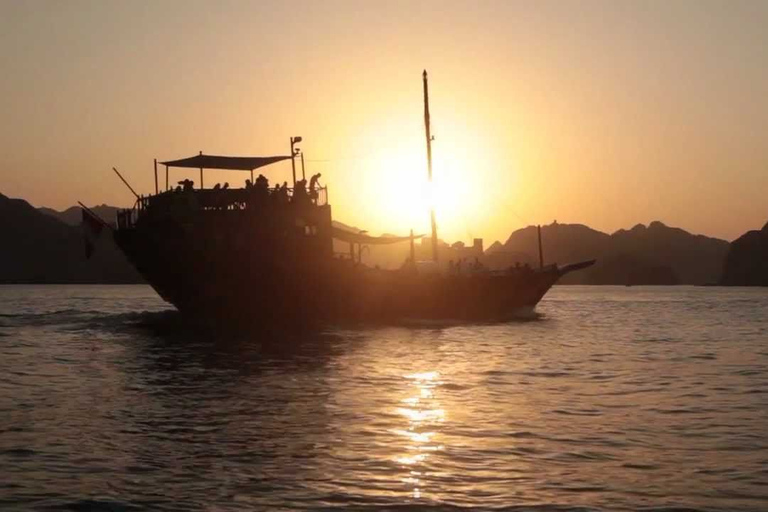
[277,181,289,204]
[309,173,322,203]
[293,179,308,206]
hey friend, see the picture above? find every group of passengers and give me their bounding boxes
[153,173,322,210]
[287,173,323,206]
[448,257,487,275]
[175,179,195,193]
[508,262,534,275]
[447,258,533,276]
[163,172,324,211]
[241,172,323,209]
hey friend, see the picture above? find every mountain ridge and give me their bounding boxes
[495,220,729,285]
[1,193,140,283]
[2,193,763,285]
[720,221,768,286]
[39,205,123,227]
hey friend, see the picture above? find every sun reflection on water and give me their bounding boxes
[393,371,446,499]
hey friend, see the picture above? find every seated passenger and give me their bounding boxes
[255,174,269,190]
[180,179,194,192]
[247,175,267,207]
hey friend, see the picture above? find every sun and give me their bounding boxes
[359,145,483,242]
[379,154,492,242]
[347,113,501,243]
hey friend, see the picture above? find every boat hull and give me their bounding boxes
[114,228,565,328]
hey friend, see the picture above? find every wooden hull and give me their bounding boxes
[114,226,567,329]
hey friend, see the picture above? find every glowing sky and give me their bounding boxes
[1,0,766,243]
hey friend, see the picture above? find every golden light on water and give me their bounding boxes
[396,407,445,423]
[393,371,446,499]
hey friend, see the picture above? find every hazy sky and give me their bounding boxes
[1,0,766,244]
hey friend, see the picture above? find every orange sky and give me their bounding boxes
[1,0,766,244]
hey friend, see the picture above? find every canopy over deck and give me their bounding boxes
[332,227,423,245]
[160,154,292,171]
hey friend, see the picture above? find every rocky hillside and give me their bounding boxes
[490,221,729,285]
[720,221,768,286]
[0,193,141,283]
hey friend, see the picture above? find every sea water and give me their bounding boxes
[1,285,767,511]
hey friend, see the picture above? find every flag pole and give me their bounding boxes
[77,201,113,230]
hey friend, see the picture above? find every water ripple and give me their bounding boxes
[1,285,768,511]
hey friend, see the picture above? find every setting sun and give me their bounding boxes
[342,112,502,243]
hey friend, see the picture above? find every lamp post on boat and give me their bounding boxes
[290,136,303,187]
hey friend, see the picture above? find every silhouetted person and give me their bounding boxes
[249,174,268,206]
[277,181,289,204]
[293,179,309,206]
[179,179,194,192]
[309,173,322,203]
[222,182,229,190]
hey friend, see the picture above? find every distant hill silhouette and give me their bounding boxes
[494,221,728,285]
[720,221,768,286]
[610,222,728,284]
[502,223,610,270]
[1,193,736,285]
[39,204,121,227]
[484,241,505,254]
[332,219,727,284]
[0,193,141,283]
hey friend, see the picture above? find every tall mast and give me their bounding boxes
[423,70,438,262]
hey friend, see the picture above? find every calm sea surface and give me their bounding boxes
[1,285,767,511]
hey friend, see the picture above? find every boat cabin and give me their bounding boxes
[116,150,334,261]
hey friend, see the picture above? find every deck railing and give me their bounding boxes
[120,185,329,228]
